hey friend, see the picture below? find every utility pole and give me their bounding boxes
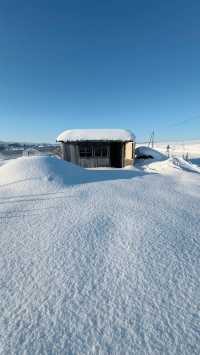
[148,130,155,148]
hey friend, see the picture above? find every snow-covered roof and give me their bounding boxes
[57,129,135,142]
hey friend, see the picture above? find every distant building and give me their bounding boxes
[57,129,135,168]
[23,148,41,157]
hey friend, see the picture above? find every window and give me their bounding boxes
[79,145,92,157]
[94,145,108,158]
[79,144,109,158]
[94,146,101,157]
[102,147,108,157]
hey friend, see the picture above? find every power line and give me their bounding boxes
[167,114,200,128]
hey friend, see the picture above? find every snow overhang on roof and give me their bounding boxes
[57,129,135,143]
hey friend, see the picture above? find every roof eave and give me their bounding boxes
[57,139,135,143]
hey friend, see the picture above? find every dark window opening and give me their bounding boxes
[94,147,101,157]
[79,145,92,157]
[102,147,108,157]
[94,145,108,158]
[110,142,122,168]
[79,144,109,158]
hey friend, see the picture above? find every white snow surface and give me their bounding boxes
[154,140,200,159]
[57,129,135,142]
[171,156,200,173]
[0,155,200,354]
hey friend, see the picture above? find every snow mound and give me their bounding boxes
[0,156,148,193]
[0,156,88,187]
[57,129,135,142]
[145,156,200,176]
[171,156,200,174]
[136,146,166,160]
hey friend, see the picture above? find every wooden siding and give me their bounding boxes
[78,157,110,168]
[123,142,135,167]
[61,143,79,164]
[61,141,135,168]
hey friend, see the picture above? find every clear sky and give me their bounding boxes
[0,0,200,143]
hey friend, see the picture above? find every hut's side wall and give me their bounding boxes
[133,143,136,165]
[61,143,65,159]
[61,143,79,164]
[124,142,135,166]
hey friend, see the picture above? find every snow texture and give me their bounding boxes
[171,156,200,173]
[57,129,135,142]
[0,155,200,354]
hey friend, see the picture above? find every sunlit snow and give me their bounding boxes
[0,154,200,354]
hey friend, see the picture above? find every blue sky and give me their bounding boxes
[0,0,200,142]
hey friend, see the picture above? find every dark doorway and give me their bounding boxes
[110,142,122,168]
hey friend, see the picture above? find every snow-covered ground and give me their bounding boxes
[0,154,200,354]
[154,140,200,163]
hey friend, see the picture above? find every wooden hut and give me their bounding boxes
[57,129,135,168]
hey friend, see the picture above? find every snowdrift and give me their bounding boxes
[145,155,200,176]
[135,146,166,160]
[171,156,200,174]
[0,156,144,191]
[0,156,89,187]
